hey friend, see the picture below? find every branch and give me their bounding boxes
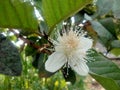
[9,29,51,55]
[108,58,120,60]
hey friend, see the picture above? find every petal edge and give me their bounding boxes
[45,52,66,72]
[69,59,89,76]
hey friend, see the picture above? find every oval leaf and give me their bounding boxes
[0,34,22,76]
[90,20,115,47]
[87,49,120,89]
[42,0,92,34]
[0,0,38,34]
[90,72,120,90]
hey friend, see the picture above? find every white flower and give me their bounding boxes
[45,29,93,76]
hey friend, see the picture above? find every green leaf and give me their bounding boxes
[25,35,48,56]
[0,0,38,34]
[42,0,92,34]
[99,18,117,38]
[25,45,36,56]
[0,34,22,76]
[32,53,40,69]
[38,53,54,78]
[112,0,120,19]
[110,40,120,56]
[111,40,120,48]
[32,53,53,77]
[90,21,115,47]
[96,0,113,16]
[25,36,39,56]
[87,49,120,89]
[110,48,120,56]
[90,73,120,90]
[62,67,76,84]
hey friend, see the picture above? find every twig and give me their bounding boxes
[9,29,51,54]
[108,58,120,60]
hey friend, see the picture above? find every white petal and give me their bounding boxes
[79,37,93,51]
[55,45,64,52]
[69,59,89,76]
[45,52,67,72]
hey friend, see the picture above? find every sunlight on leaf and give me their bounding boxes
[0,0,38,34]
[42,0,92,34]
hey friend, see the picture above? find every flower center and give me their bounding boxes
[59,30,80,56]
[65,36,78,49]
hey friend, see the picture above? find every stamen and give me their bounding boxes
[63,59,70,77]
[66,61,69,76]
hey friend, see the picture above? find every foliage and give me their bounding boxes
[1,0,120,90]
[87,49,120,90]
[0,34,22,76]
[42,0,92,34]
[0,0,38,34]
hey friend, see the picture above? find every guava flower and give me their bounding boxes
[45,29,93,76]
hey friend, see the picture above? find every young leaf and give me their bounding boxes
[0,0,38,34]
[42,0,92,34]
[110,48,120,56]
[87,49,120,89]
[0,34,22,76]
